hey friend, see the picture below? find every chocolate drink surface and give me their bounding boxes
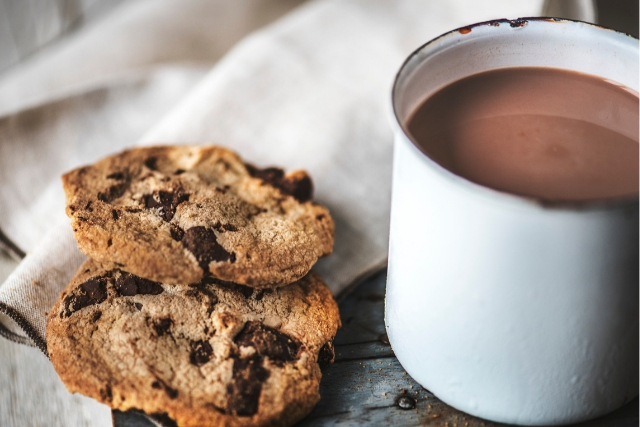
[406,67,639,202]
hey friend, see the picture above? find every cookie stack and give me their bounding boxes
[46,146,340,427]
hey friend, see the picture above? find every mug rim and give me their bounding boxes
[390,17,639,212]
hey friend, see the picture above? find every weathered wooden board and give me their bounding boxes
[114,269,639,427]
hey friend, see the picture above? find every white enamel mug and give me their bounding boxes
[386,18,638,425]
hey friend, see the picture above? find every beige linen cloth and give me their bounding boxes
[0,0,567,425]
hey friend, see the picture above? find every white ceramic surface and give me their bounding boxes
[386,18,639,426]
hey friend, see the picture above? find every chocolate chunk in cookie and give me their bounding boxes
[180,226,235,269]
[143,189,189,222]
[62,276,108,317]
[189,340,214,366]
[227,354,269,416]
[235,321,299,363]
[246,165,313,202]
[115,272,163,296]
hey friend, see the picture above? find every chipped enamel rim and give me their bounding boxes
[391,17,639,212]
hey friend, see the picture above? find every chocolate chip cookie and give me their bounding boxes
[62,146,334,287]
[47,259,340,427]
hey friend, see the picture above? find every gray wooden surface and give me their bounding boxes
[113,269,639,427]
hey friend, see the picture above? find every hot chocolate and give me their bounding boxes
[406,67,639,202]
